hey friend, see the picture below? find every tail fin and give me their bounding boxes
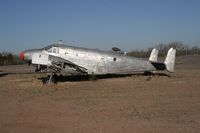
[149,48,158,62]
[164,48,176,72]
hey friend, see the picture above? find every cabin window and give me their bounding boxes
[53,48,57,53]
[52,47,59,54]
[113,57,116,61]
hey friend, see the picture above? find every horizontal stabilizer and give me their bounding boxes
[150,61,166,71]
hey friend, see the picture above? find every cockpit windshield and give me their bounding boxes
[47,48,52,53]
[42,44,54,50]
[42,44,60,54]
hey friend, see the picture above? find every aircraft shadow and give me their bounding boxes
[38,72,171,84]
[38,74,129,83]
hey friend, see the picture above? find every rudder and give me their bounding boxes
[164,48,176,72]
[149,48,158,62]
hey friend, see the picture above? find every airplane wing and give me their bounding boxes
[32,52,87,75]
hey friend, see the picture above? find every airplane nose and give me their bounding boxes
[20,51,24,60]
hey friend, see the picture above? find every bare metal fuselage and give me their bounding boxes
[44,45,156,75]
[20,44,176,84]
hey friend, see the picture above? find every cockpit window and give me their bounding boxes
[42,45,52,50]
[46,47,59,54]
[47,48,52,53]
[42,44,60,54]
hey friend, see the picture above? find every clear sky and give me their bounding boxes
[0,0,200,53]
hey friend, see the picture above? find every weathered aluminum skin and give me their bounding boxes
[40,44,156,75]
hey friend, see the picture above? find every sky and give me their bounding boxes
[0,0,200,53]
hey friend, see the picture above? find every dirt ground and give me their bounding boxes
[0,55,200,133]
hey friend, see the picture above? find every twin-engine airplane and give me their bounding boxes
[20,42,176,84]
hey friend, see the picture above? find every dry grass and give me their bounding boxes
[0,55,200,133]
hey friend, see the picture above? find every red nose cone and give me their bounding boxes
[20,51,24,60]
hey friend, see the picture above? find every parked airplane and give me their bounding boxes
[20,42,176,84]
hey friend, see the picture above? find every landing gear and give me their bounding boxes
[143,71,156,76]
[89,72,97,81]
[43,73,56,84]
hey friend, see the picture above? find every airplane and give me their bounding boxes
[20,42,176,84]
